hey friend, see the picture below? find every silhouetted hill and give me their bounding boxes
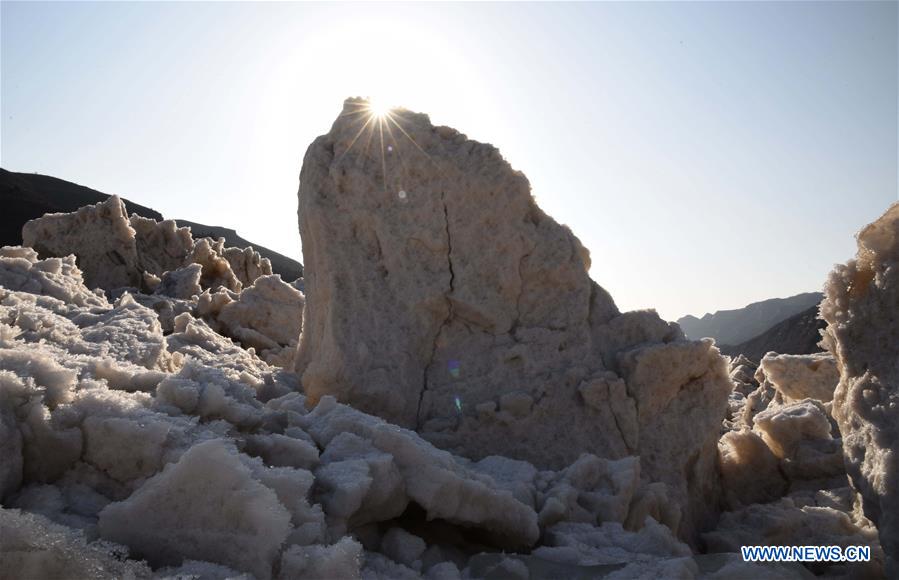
[719,304,825,362]
[676,292,823,345]
[0,169,303,281]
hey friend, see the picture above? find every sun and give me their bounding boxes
[367,97,394,118]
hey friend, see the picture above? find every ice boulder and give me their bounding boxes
[98,439,291,579]
[129,214,195,276]
[197,274,305,365]
[294,98,731,540]
[222,244,274,289]
[718,429,788,508]
[821,202,899,574]
[22,196,144,291]
[22,196,273,295]
[753,400,833,460]
[298,396,540,547]
[758,352,839,403]
[217,274,304,349]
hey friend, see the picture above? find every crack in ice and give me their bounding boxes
[416,193,456,429]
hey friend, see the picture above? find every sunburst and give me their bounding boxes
[336,98,438,195]
[367,97,394,119]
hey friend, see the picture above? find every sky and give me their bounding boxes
[2,1,896,321]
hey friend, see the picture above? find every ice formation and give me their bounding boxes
[0,245,764,578]
[296,99,731,540]
[758,352,839,404]
[712,315,885,575]
[197,274,304,366]
[1,100,895,579]
[821,203,899,575]
[23,196,273,294]
[21,194,304,367]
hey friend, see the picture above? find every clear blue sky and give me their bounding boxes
[2,1,896,320]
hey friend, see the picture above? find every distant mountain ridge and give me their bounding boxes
[719,304,825,362]
[676,292,823,346]
[0,169,303,281]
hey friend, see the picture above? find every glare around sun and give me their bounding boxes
[367,97,393,118]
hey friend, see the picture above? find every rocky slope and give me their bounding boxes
[677,292,823,346]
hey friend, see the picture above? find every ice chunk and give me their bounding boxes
[98,440,291,579]
[753,400,832,460]
[300,397,539,547]
[22,196,144,291]
[718,429,787,508]
[821,203,899,574]
[759,353,839,403]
